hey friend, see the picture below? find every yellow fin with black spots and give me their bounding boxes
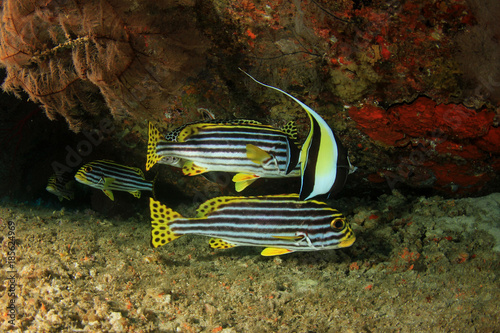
[281,121,298,141]
[195,196,246,217]
[149,198,183,248]
[177,123,206,142]
[182,161,208,176]
[231,119,262,125]
[209,238,237,249]
[246,144,271,165]
[261,248,294,256]
[147,122,164,171]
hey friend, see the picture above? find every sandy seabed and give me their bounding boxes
[0,191,499,332]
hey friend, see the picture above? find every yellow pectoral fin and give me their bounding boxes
[234,179,258,192]
[261,248,294,256]
[232,173,259,182]
[182,161,208,176]
[102,189,114,201]
[272,235,304,241]
[103,177,115,189]
[209,238,237,249]
[232,173,260,192]
[246,144,271,165]
[130,190,141,198]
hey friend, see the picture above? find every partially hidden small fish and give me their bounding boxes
[46,172,75,201]
[147,119,301,192]
[241,70,353,200]
[75,160,153,201]
[149,194,355,256]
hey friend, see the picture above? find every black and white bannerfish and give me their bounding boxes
[147,119,301,192]
[241,70,354,201]
[46,172,75,201]
[74,160,153,201]
[149,194,355,256]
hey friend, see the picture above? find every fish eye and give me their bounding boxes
[85,166,93,172]
[331,217,345,230]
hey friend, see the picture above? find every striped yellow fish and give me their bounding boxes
[75,160,153,201]
[149,194,355,256]
[46,172,75,201]
[241,70,353,200]
[147,119,301,192]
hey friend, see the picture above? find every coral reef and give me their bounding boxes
[214,0,500,196]
[349,97,498,194]
[0,0,499,197]
[0,0,209,131]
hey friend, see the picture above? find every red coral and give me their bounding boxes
[350,97,496,155]
[348,104,406,146]
[390,97,493,139]
[434,141,484,160]
[350,96,498,193]
[475,127,500,153]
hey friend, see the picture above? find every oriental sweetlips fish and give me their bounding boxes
[147,119,301,192]
[241,70,354,201]
[149,194,355,256]
[46,172,75,201]
[75,160,153,201]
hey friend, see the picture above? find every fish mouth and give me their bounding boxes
[74,173,87,184]
[46,186,57,194]
[338,234,356,248]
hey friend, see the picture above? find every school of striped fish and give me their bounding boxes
[48,71,356,256]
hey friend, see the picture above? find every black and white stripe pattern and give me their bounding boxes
[150,194,355,252]
[155,123,300,177]
[75,160,153,192]
[240,70,351,200]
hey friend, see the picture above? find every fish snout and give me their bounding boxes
[74,172,88,184]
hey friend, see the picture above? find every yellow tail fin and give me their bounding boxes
[149,198,183,248]
[146,122,163,171]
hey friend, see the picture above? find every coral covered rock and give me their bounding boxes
[0,0,209,131]
[0,0,499,198]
